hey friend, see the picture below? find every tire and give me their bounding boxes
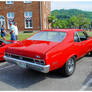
[88,51,92,56]
[61,57,76,77]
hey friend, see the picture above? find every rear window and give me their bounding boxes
[28,31,66,42]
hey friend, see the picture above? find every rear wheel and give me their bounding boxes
[61,57,76,77]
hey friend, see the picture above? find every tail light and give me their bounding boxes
[35,60,40,64]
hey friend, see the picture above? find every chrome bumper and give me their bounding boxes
[4,56,50,73]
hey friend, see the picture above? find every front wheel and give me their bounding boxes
[88,51,92,56]
[61,57,76,77]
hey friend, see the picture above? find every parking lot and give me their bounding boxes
[0,56,92,91]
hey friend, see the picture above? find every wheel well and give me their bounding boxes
[73,55,77,60]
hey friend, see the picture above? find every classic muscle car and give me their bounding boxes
[4,29,92,76]
[0,39,17,61]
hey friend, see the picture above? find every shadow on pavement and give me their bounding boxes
[0,64,65,89]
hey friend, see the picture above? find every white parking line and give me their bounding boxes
[80,78,92,91]
[0,64,15,71]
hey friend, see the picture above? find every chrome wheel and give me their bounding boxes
[60,57,76,77]
[67,58,75,74]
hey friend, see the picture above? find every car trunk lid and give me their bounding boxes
[5,40,60,59]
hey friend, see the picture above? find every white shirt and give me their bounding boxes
[10,25,15,34]
[14,25,18,35]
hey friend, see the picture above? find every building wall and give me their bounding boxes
[41,1,51,30]
[0,1,51,31]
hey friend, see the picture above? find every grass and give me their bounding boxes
[86,31,92,37]
[5,32,35,41]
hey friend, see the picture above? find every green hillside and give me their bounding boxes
[51,9,92,21]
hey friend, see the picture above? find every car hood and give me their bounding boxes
[5,40,60,59]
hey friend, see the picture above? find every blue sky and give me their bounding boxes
[51,1,92,11]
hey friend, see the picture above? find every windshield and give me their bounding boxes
[28,31,66,42]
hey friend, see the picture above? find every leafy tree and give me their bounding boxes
[48,16,57,23]
[69,16,79,28]
[51,9,92,21]
[48,14,90,29]
[48,16,58,28]
[77,14,90,29]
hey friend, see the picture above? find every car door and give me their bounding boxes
[74,32,85,57]
[77,31,90,55]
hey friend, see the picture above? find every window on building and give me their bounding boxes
[24,12,32,29]
[7,12,14,29]
[6,1,14,4]
[0,16,6,29]
[24,0,32,3]
[44,1,46,5]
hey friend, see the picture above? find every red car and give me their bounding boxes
[0,39,17,61]
[4,29,92,76]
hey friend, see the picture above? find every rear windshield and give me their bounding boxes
[28,31,66,42]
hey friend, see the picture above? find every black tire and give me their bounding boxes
[61,57,76,77]
[88,51,92,56]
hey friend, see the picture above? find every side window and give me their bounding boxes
[74,32,80,42]
[78,31,88,41]
[83,31,89,38]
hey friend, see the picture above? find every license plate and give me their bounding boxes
[17,62,26,68]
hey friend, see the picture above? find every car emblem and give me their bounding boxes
[36,56,40,58]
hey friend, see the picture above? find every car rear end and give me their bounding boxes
[4,50,50,73]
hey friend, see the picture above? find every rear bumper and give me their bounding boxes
[4,56,50,73]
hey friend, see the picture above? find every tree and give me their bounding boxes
[48,14,90,29]
[48,16,58,28]
[77,14,90,29]
[69,16,79,28]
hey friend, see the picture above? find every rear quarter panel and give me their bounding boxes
[45,31,77,71]
[88,37,92,51]
[45,31,89,71]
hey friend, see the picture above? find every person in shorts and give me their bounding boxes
[0,25,6,40]
[9,23,16,41]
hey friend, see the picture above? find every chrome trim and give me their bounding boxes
[4,56,50,73]
[5,53,45,65]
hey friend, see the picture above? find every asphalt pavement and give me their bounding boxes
[0,56,92,91]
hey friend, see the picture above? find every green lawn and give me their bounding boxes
[5,32,35,41]
[87,31,92,37]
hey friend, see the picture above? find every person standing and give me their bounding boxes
[0,25,6,40]
[14,22,18,40]
[9,22,16,41]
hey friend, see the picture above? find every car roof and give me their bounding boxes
[42,29,84,33]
